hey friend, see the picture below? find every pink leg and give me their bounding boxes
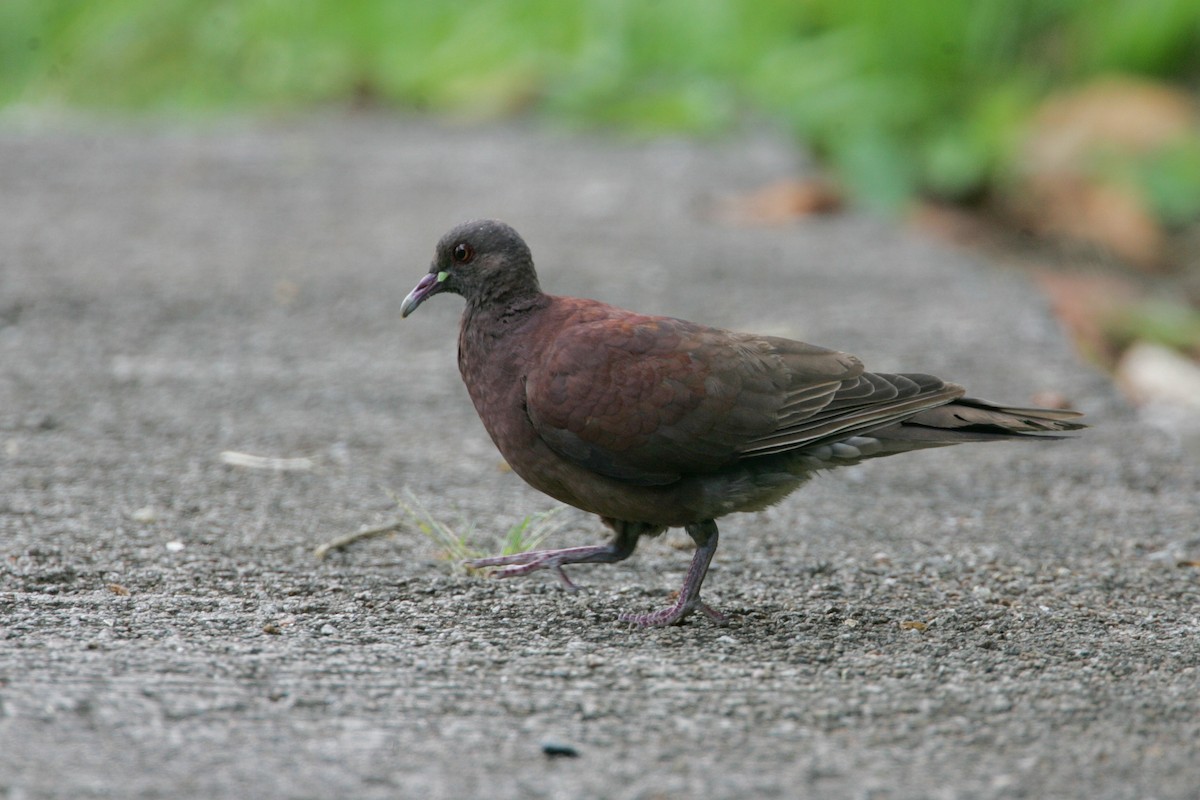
[467,519,727,627]
[619,521,727,628]
[466,524,640,592]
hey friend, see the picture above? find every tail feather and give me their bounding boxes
[874,396,1086,446]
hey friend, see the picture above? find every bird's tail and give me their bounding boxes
[874,397,1086,445]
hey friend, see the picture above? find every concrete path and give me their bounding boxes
[1,116,1197,799]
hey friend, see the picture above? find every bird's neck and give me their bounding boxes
[457,295,550,457]
[464,289,549,331]
[458,291,547,379]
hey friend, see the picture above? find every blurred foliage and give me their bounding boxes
[3,0,1200,212]
[1107,298,1200,355]
[1138,138,1200,228]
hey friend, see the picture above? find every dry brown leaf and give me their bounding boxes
[1025,77,1196,171]
[910,201,994,246]
[1010,76,1198,272]
[1029,390,1076,410]
[1030,179,1166,270]
[719,178,843,225]
[1032,271,1140,365]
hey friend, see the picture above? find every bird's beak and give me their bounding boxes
[401,271,447,318]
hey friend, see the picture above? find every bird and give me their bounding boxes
[400,219,1085,627]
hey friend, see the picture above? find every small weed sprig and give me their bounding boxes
[314,487,567,574]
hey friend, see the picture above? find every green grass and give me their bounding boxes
[1107,299,1200,355]
[389,488,566,573]
[4,0,1200,211]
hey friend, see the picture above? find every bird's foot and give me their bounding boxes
[619,598,728,628]
[619,520,726,627]
[466,545,621,592]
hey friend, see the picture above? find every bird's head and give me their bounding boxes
[401,219,541,318]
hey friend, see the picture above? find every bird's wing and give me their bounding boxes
[524,310,962,485]
[736,363,964,457]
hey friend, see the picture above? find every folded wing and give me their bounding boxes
[524,310,980,485]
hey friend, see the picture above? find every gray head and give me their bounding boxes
[401,219,542,318]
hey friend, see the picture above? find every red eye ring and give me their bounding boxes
[452,242,474,263]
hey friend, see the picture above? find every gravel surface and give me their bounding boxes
[1,115,1197,800]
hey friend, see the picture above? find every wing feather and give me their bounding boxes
[524,305,962,484]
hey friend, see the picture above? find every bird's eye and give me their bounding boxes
[452,243,474,263]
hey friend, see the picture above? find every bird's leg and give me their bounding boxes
[619,520,727,628]
[466,522,644,592]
